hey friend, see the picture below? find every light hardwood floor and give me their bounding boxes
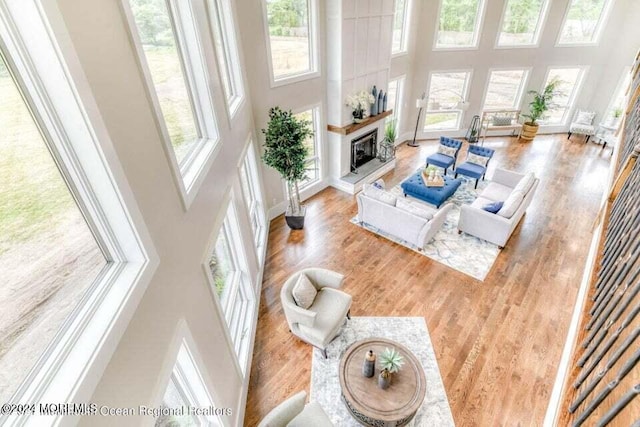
[245,134,612,426]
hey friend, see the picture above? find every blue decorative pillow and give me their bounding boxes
[483,201,504,214]
[373,181,383,189]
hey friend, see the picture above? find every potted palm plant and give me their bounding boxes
[521,78,560,141]
[262,107,313,230]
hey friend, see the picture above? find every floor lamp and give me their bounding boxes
[409,95,427,147]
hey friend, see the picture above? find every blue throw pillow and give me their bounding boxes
[373,181,383,189]
[483,201,504,214]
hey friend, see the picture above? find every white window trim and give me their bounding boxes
[604,66,631,119]
[391,0,411,56]
[423,69,473,131]
[293,103,323,191]
[555,0,615,47]
[433,0,486,51]
[0,1,158,423]
[494,0,550,48]
[539,66,588,126]
[481,67,531,111]
[237,136,267,261]
[201,190,255,377]
[121,0,221,211]
[153,321,227,426]
[261,0,320,88]
[206,0,245,119]
[387,75,406,133]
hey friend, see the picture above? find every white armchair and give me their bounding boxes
[258,391,334,427]
[568,110,597,142]
[281,268,352,358]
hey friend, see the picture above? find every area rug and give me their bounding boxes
[350,172,500,281]
[310,317,455,426]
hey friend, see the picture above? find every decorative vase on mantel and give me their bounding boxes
[353,108,365,123]
[378,368,391,389]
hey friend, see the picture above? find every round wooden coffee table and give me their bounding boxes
[339,338,426,427]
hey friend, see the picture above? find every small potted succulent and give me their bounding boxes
[378,347,404,389]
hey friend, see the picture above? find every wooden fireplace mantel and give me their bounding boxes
[327,110,393,136]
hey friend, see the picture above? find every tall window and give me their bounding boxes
[207,202,254,372]
[497,0,548,47]
[294,108,321,189]
[0,51,107,404]
[392,0,410,54]
[604,69,631,124]
[239,142,266,255]
[387,76,405,129]
[157,342,223,426]
[558,0,612,45]
[208,0,245,116]
[541,68,585,125]
[127,0,219,202]
[483,69,529,110]
[264,0,317,83]
[435,0,485,49]
[423,71,471,131]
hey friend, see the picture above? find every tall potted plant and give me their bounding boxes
[262,107,313,230]
[521,78,560,141]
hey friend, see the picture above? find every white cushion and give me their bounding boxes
[396,198,434,220]
[482,182,513,202]
[575,111,595,125]
[467,153,489,167]
[497,189,525,218]
[288,401,334,427]
[437,145,457,157]
[363,184,396,206]
[292,274,317,309]
[513,172,535,194]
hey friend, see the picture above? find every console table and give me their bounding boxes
[339,338,426,427]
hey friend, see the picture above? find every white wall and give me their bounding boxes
[49,0,262,425]
[402,0,640,140]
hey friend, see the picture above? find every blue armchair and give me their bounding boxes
[426,137,463,175]
[455,145,495,188]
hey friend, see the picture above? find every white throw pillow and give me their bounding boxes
[575,111,595,125]
[396,198,434,220]
[292,274,317,309]
[437,145,457,157]
[497,189,525,218]
[513,172,535,194]
[363,184,397,206]
[467,153,489,167]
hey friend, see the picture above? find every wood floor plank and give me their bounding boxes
[244,135,611,426]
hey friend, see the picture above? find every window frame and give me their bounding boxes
[206,0,245,118]
[238,137,267,260]
[494,0,550,48]
[539,66,588,126]
[293,104,323,191]
[386,75,406,132]
[154,323,225,426]
[0,1,158,421]
[122,0,221,210]
[391,0,411,56]
[433,0,487,51]
[556,0,614,47]
[202,192,255,376]
[423,70,473,131]
[603,66,631,122]
[261,0,320,87]
[481,68,530,111]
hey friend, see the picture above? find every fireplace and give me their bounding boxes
[351,129,377,172]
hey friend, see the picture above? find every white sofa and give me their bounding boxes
[458,168,538,248]
[258,391,333,427]
[356,180,452,249]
